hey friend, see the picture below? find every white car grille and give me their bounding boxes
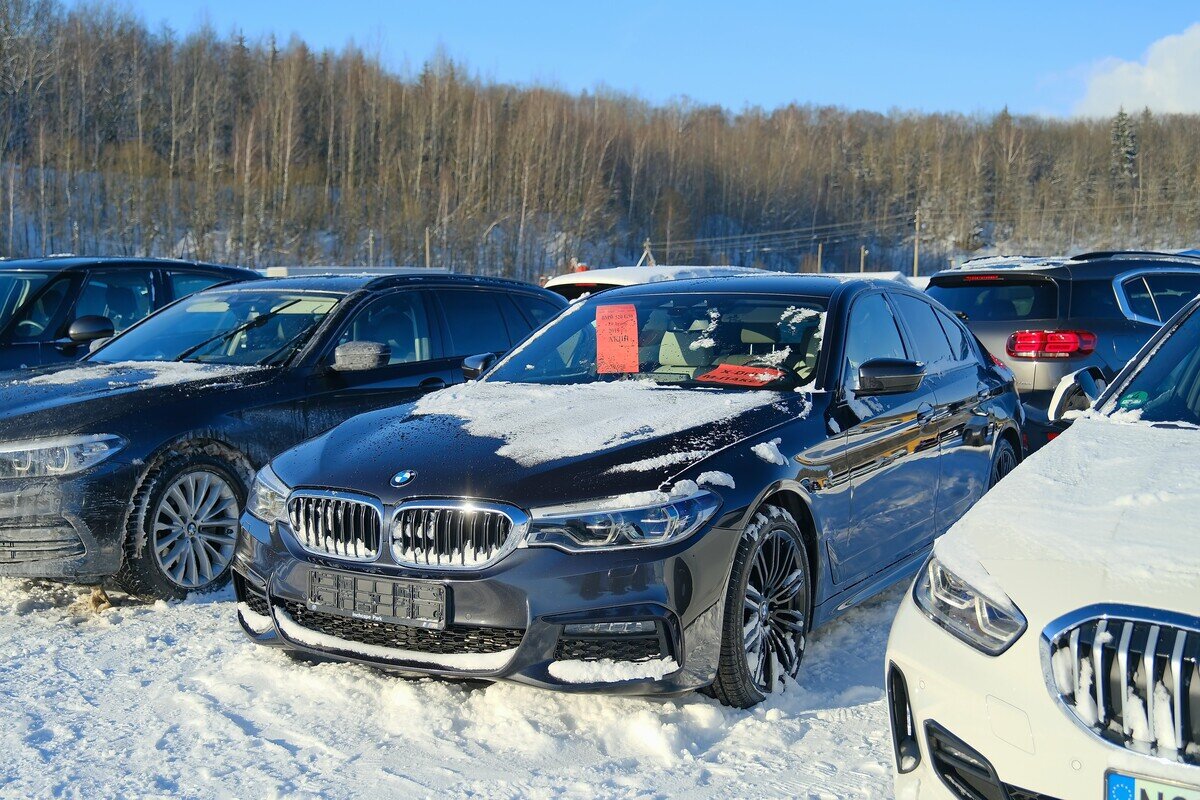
[1044,610,1199,766]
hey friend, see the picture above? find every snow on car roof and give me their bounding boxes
[544,265,762,288]
[949,255,1067,272]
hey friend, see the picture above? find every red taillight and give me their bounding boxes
[1046,432,1060,442]
[1005,330,1096,359]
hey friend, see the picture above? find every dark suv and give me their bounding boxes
[927,251,1200,446]
[0,256,259,369]
[0,271,565,598]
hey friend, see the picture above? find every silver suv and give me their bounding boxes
[927,251,1200,447]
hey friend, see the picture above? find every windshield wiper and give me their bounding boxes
[173,300,305,362]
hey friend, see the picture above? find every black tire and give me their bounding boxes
[989,438,1018,489]
[710,504,812,708]
[116,452,247,600]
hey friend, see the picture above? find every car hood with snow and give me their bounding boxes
[0,360,269,441]
[271,380,813,509]
[933,414,1200,624]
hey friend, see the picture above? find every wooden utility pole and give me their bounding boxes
[912,209,920,277]
[816,241,823,272]
[860,245,867,272]
[424,226,431,268]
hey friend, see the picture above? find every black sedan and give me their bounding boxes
[0,271,565,598]
[0,256,258,369]
[234,274,1024,707]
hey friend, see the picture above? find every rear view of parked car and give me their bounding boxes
[234,274,1022,707]
[927,251,1200,448]
[0,256,259,369]
[0,271,564,598]
[886,293,1200,800]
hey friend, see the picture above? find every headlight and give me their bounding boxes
[526,489,721,552]
[0,434,126,478]
[247,465,289,525]
[914,556,1026,655]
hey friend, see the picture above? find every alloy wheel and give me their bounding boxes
[742,528,808,693]
[990,444,1018,487]
[151,469,240,589]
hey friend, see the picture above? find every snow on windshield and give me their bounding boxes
[413,381,779,467]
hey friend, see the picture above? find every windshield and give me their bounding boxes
[928,278,1058,321]
[1108,304,1200,426]
[0,271,52,328]
[91,289,341,366]
[489,293,826,390]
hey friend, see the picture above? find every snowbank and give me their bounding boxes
[0,579,899,798]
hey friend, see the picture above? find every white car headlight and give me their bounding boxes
[247,465,290,525]
[913,556,1026,655]
[0,434,126,478]
[526,489,721,552]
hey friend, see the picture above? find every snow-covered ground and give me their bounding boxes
[0,579,901,799]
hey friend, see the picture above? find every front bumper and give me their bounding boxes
[887,590,1200,799]
[233,511,735,695]
[0,460,137,580]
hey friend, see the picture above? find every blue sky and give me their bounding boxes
[114,1,1200,116]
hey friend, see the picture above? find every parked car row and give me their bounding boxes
[927,249,1200,450]
[1,252,1197,798]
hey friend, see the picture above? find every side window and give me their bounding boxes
[1121,276,1159,320]
[336,291,435,365]
[1144,273,1200,321]
[438,290,512,356]
[892,294,955,372]
[934,308,974,364]
[10,276,74,341]
[843,293,907,390]
[511,294,561,327]
[170,271,227,301]
[74,269,154,333]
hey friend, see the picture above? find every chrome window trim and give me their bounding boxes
[285,488,386,563]
[1112,267,1200,326]
[390,498,530,571]
[1039,603,1200,769]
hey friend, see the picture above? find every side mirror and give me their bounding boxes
[461,352,497,380]
[332,341,390,372]
[857,358,925,396]
[67,315,115,344]
[1047,367,1107,422]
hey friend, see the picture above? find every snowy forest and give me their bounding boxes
[2,0,1199,279]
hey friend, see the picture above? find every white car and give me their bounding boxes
[887,295,1200,800]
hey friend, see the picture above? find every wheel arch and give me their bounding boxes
[996,422,1023,464]
[756,487,820,629]
[124,430,255,560]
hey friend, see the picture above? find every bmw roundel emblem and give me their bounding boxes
[391,469,417,488]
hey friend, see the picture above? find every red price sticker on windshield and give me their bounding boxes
[697,363,785,387]
[596,304,639,373]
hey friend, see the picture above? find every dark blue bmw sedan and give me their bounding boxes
[234,275,1023,707]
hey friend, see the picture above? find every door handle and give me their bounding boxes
[419,377,447,391]
[916,403,936,426]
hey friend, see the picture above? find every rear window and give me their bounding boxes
[927,277,1058,322]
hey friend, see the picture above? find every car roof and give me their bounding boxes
[219,271,556,296]
[544,265,763,288]
[0,255,256,277]
[932,251,1200,282]
[588,272,904,299]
